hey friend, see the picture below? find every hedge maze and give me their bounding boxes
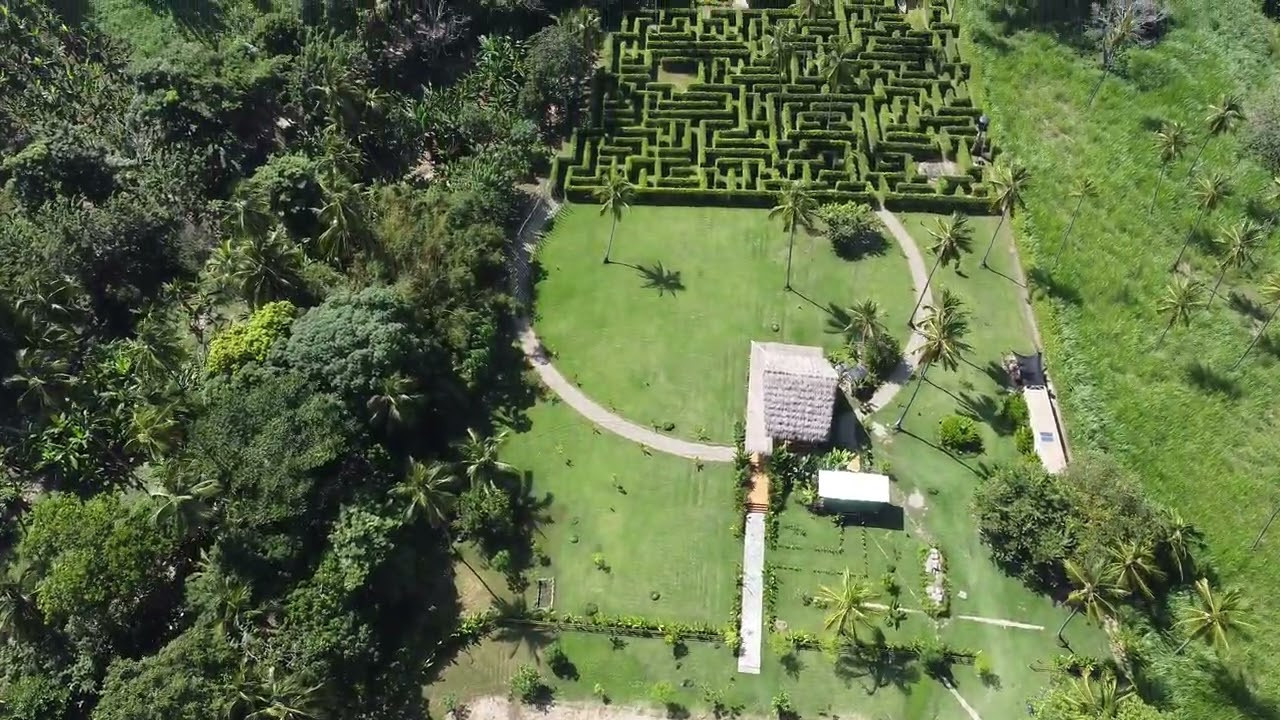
[552,0,996,213]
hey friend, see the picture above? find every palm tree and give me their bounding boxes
[1156,276,1205,346]
[220,194,272,239]
[895,289,971,431]
[1108,541,1166,600]
[761,21,799,79]
[315,176,370,265]
[594,170,635,264]
[228,664,323,720]
[1054,177,1098,267]
[1187,93,1244,177]
[817,39,855,130]
[981,159,1030,268]
[1157,507,1197,582]
[457,428,515,491]
[1234,271,1280,368]
[1057,559,1122,645]
[1208,220,1263,308]
[1088,4,1138,106]
[826,298,885,365]
[3,348,74,416]
[0,562,42,645]
[128,402,183,462]
[770,181,819,290]
[206,229,307,309]
[1149,121,1188,214]
[1175,578,1253,654]
[557,6,602,56]
[1066,670,1133,718]
[908,212,973,326]
[149,471,220,539]
[815,569,879,641]
[366,373,420,431]
[1171,172,1231,272]
[392,458,458,528]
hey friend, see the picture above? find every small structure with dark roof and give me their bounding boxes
[745,342,839,455]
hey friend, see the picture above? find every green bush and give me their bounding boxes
[510,664,547,704]
[864,332,903,382]
[205,301,296,375]
[1001,392,1029,428]
[1014,425,1036,458]
[938,415,983,454]
[818,201,886,259]
[546,642,573,678]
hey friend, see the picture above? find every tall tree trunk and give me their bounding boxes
[1172,204,1209,272]
[1055,195,1087,267]
[1150,164,1167,214]
[981,210,1006,268]
[908,255,942,327]
[1233,300,1280,369]
[894,362,930,430]
[604,216,617,263]
[1056,607,1078,646]
[1087,66,1110,107]
[1187,135,1211,179]
[1158,313,1178,347]
[1209,266,1229,308]
[785,224,796,289]
[1174,636,1194,655]
[1251,504,1280,550]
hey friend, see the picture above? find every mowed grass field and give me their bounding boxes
[960,0,1280,714]
[533,205,915,443]
[499,400,741,623]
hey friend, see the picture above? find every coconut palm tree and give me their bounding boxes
[4,348,74,416]
[367,373,420,431]
[895,289,971,431]
[981,159,1030,268]
[1066,670,1134,717]
[315,175,370,265]
[1057,558,1122,646]
[127,402,183,461]
[1157,507,1198,582]
[148,471,220,539]
[770,181,819,290]
[1234,271,1280,368]
[1171,172,1231,272]
[457,428,515,491]
[1088,4,1138,106]
[826,298,885,365]
[1156,276,1205,346]
[761,20,799,79]
[908,212,973,326]
[594,170,635,264]
[816,569,879,641]
[1150,121,1188,214]
[1108,541,1166,600]
[1187,93,1244,177]
[818,39,856,130]
[0,562,42,645]
[205,229,307,309]
[1208,220,1263,308]
[1175,578,1254,654]
[392,458,459,528]
[227,663,323,720]
[1055,177,1098,267]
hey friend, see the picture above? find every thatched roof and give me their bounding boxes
[745,342,838,454]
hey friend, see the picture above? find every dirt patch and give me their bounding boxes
[906,490,926,510]
[463,697,865,720]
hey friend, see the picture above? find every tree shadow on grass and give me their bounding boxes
[834,647,921,695]
[1228,290,1270,322]
[493,597,556,660]
[833,232,889,261]
[613,261,685,297]
[1212,660,1280,720]
[900,428,981,477]
[958,391,1011,435]
[1184,361,1242,399]
[1027,266,1083,306]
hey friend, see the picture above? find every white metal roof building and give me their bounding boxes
[1024,387,1067,474]
[817,470,892,507]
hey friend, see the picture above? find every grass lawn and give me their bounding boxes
[498,400,742,624]
[87,0,276,59]
[533,204,915,444]
[959,1,1280,714]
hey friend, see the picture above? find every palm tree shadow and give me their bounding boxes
[835,647,921,695]
[1184,361,1241,399]
[1027,267,1083,306]
[958,390,1011,435]
[614,261,685,297]
[492,596,557,659]
[1212,660,1280,720]
[1228,291,1269,322]
[900,428,980,477]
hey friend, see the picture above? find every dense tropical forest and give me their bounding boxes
[0,0,599,716]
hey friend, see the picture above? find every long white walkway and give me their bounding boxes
[736,511,766,674]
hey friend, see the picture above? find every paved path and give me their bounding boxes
[866,209,935,412]
[861,602,1045,631]
[508,193,736,463]
[736,512,766,675]
[944,678,984,720]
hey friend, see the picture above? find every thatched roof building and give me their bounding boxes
[745,342,839,455]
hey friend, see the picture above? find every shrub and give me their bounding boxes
[583,602,599,616]
[916,637,952,679]
[442,694,459,714]
[592,552,609,572]
[205,301,296,374]
[1245,83,1280,173]
[1001,392,1029,427]
[975,652,995,682]
[938,415,983,454]
[771,691,794,718]
[509,664,546,704]
[489,549,513,575]
[818,201,886,259]
[1014,425,1036,458]
[649,681,676,706]
[863,332,903,382]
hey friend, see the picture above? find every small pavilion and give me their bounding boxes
[744,342,839,456]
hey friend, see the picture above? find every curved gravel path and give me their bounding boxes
[506,195,931,461]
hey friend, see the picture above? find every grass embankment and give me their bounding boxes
[958,1,1280,715]
[534,205,915,444]
[87,0,275,59]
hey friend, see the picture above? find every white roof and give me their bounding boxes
[1024,387,1067,474]
[817,470,892,505]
